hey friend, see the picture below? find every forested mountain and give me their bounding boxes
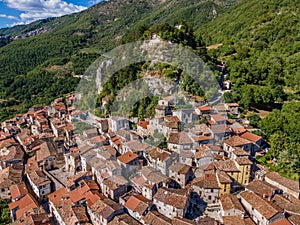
[0,0,239,121]
[0,0,299,180]
[197,0,300,107]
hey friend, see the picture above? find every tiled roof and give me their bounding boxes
[224,135,252,147]
[240,191,281,220]
[124,140,149,152]
[233,147,250,156]
[36,141,56,162]
[271,194,300,214]
[169,162,191,175]
[235,157,252,165]
[0,143,24,162]
[198,106,212,112]
[117,151,138,164]
[192,174,220,189]
[167,132,193,145]
[223,216,245,225]
[240,131,262,143]
[226,103,239,107]
[246,180,279,199]
[171,217,194,225]
[216,170,232,184]
[146,147,171,162]
[265,172,300,193]
[10,183,28,200]
[211,113,226,122]
[137,121,149,129]
[142,210,172,225]
[270,218,292,225]
[140,166,168,184]
[125,195,149,215]
[153,187,190,209]
[220,194,245,212]
[103,176,128,190]
[161,116,180,129]
[48,187,68,205]
[108,213,142,225]
[89,197,123,219]
[9,194,39,220]
[26,165,51,187]
[0,167,22,188]
[288,214,300,225]
[215,160,240,172]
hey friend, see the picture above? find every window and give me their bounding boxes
[211,189,214,193]
[208,196,212,200]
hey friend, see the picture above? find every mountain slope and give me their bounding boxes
[0,0,239,121]
[197,0,300,107]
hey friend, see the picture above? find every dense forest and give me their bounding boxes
[197,0,300,108]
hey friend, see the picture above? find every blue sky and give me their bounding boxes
[0,0,103,28]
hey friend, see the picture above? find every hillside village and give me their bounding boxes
[0,93,299,225]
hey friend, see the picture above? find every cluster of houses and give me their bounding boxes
[0,94,299,225]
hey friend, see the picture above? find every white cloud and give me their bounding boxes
[1,0,87,24]
[88,0,103,6]
[0,13,17,20]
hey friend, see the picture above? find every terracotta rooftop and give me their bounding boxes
[89,197,123,219]
[169,162,191,175]
[48,187,68,205]
[146,146,171,162]
[172,217,195,225]
[235,157,252,165]
[117,151,138,164]
[246,180,279,199]
[198,106,212,112]
[26,165,51,187]
[124,195,149,215]
[192,174,220,189]
[142,210,172,225]
[124,140,149,152]
[224,135,252,147]
[215,160,240,172]
[9,194,39,220]
[240,131,262,143]
[233,147,250,156]
[216,170,232,184]
[36,141,56,162]
[167,132,193,145]
[0,143,24,162]
[108,213,141,225]
[137,121,149,129]
[223,216,245,225]
[0,167,22,189]
[103,176,128,190]
[240,191,281,220]
[140,166,169,184]
[226,103,239,107]
[271,194,300,215]
[10,183,28,200]
[288,214,300,225]
[211,113,226,122]
[220,194,245,212]
[265,172,300,193]
[270,218,292,225]
[161,115,180,129]
[153,187,190,209]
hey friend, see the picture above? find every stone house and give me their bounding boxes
[239,191,284,225]
[168,162,194,188]
[153,187,191,219]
